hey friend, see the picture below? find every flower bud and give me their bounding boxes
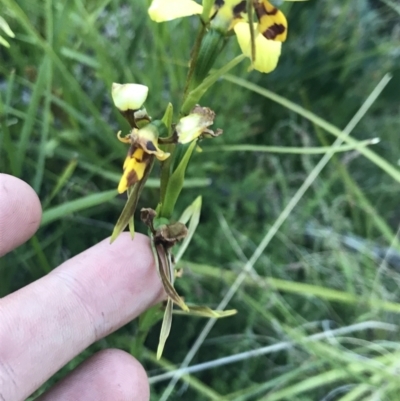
[111,83,149,111]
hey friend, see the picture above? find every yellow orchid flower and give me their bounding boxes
[117,125,170,193]
[147,0,288,73]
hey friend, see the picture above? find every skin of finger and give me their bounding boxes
[0,174,42,257]
[0,233,165,401]
[36,349,150,401]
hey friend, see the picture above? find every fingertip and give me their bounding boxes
[104,232,166,305]
[0,174,42,257]
[36,349,150,401]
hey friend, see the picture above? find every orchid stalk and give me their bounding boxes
[110,0,298,359]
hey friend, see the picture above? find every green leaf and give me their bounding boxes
[16,58,48,176]
[157,298,173,360]
[175,196,202,263]
[110,159,155,243]
[181,54,245,115]
[139,304,164,333]
[110,184,140,243]
[0,16,15,38]
[60,47,100,69]
[131,304,164,358]
[42,158,78,208]
[204,139,380,154]
[161,102,174,136]
[160,140,198,219]
[0,35,10,47]
[381,0,400,15]
[41,189,117,227]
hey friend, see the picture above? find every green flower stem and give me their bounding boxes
[158,56,246,221]
[201,0,215,23]
[159,143,175,208]
[182,23,207,104]
[190,29,227,93]
[159,103,175,212]
[159,140,197,219]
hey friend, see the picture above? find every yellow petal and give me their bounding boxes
[234,21,282,73]
[212,0,247,31]
[254,0,288,42]
[118,148,147,193]
[117,130,131,144]
[135,125,170,161]
[143,140,170,161]
[148,0,202,22]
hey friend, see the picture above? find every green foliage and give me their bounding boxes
[1,0,400,400]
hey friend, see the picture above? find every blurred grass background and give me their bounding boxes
[1,0,400,399]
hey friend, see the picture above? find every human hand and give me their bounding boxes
[0,174,164,401]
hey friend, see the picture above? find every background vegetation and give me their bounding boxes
[1,0,400,399]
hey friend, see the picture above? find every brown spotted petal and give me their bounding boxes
[234,21,282,73]
[254,0,287,42]
[117,148,152,193]
[132,125,171,161]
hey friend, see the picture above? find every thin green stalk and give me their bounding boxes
[182,23,207,102]
[204,140,379,154]
[41,189,117,227]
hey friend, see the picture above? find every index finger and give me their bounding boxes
[0,233,165,401]
[0,176,164,401]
